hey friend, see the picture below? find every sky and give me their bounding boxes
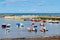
[0,0,60,13]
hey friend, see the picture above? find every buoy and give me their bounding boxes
[40,23,44,26]
[20,23,24,27]
[27,28,31,32]
[31,23,35,28]
[32,28,37,32]
[32,28,35,31]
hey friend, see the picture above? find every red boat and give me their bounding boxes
[31,19,41,22]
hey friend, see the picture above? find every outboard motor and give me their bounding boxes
[6,24,11,28]
[32,28,37,32]
[34,26,37,28]
[20,23,24,27]
[16,23,20,28]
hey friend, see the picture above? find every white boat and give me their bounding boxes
[47,20,52,23]
[20,23,24,28]
[6,24,11,28]
[52,21,59,23]
[2,23,11,28]
[48,20,59,23]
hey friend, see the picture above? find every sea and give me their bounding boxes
[0,13,60,39]
[1,13,60,16]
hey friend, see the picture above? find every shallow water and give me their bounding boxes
[0,18,60,38]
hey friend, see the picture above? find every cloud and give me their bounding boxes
[0,0,28,4]
[0,0,28,6]
[29,9,37,11]
[5,0,28,3]
[19,10,25,12]
[37,0,46,6]
[18,9,37,12]
[37,3,43,6]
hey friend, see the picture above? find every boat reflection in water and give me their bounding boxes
[1,23,11,34]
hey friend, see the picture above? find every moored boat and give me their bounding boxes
[48,20,59,24]
[2,23,11,29]
[2,23,6,28]
[31,19,41,22]
[52,21,59,24]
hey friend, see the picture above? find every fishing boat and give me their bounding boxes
[2,23,6,28]
[48,20,59,24]
[24,18,31,21]
[51,21,59,24]
[2,23,11,28]
[31,19,41,22]
[48,20,52,23]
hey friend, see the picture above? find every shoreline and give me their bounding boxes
[0,37,60,40]
[0,34,60,40]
